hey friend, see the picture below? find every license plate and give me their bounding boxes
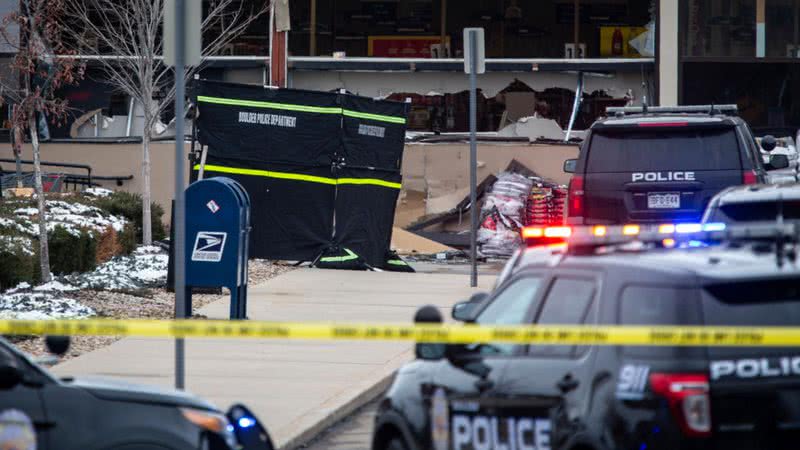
[647,192,680,209]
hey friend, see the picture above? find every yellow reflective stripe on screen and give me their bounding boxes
[196,164,337,185]
[387,259,409,266]
[342,109,406,124]
[319,248,359,263]
[197,95,342,115]
[197,95,406,125]
[195,164,401,190]
[1,319,799,346]
[337,177,402,189]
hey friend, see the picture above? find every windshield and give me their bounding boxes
[588,128,741,172]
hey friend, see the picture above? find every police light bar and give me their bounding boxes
[521,226,571,245]
[565,222,729,248]
[606,105,738,116]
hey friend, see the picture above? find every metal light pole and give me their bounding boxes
[173,0,187,390]
[468,30,478,288]
[165,0,200,391]
[463,28,484,288]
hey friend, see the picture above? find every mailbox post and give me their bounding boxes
[184,177,251,319]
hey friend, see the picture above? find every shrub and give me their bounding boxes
[95,192,165,243]
[95,227,121,263]
[118,223,137,255]
[0,237,35,290]
[48,226,96,275]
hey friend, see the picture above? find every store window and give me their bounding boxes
[289,0,654,59]
[203,0,270,56]
[766,0,800,58]
[681,0,756,57]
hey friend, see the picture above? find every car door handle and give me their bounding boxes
[557,374,579,393]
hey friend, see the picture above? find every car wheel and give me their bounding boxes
[385,437,408,450]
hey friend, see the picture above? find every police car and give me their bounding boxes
[371,222,800,450]
[562,105,789,225]
[702,183,800,225]
[0,336,274,450]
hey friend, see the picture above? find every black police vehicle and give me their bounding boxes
[702,183,800,225]
[0,336,274,450]
[563,105,789,225]
[371,222,800,450]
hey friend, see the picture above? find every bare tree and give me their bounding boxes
[0,0,84,283]
[67,0,269,245]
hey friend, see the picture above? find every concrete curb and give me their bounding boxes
[276,349,411,450]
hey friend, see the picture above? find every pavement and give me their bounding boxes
[304,399,379,450]
[53,263,496,449]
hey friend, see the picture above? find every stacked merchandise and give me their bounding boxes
[551,186,568,224]
[523,179,568,227]
[477,172,533,257]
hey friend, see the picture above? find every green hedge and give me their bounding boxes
[48,226,97,275]
[0,239,36,291]
[0,192,160,288]
[95,192,165,243]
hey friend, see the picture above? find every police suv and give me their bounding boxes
[563,105,790,225]
[371,222,800,450]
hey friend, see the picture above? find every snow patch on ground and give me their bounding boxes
[0,293,95,320]
[0,246,167,319]
[34,280,79,292]
[84,187,113,197]
[6,282,31,294]
[11,200,127,237]
[66,245,169,291]
[0,235,34,256]
[14,207,38,216]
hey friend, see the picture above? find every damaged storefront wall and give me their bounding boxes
[290,70,643,132]
[395,142,578,254]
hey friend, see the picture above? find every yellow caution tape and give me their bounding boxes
[2,319,800,346]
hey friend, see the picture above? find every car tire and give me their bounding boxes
[385,437,408,450]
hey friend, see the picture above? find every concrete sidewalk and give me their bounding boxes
[53,267,494,449]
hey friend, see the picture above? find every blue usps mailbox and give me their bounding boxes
[184,177,250,319]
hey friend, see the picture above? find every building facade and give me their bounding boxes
[0,0,797,138]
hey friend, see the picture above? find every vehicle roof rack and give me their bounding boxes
[606,104,738,117]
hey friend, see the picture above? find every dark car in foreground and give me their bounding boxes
[0,336,273,450]
[372,222,800,450]
[702,183,800,224]
[563,105,789,225]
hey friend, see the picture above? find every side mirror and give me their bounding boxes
[761,135,777,152]
[45,335,70,357]
[563,159,577,173]
[768,154,790,170]
[414,305,446,361]
[452,292,488,322]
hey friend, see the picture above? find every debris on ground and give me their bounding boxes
[391,227,454,255]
